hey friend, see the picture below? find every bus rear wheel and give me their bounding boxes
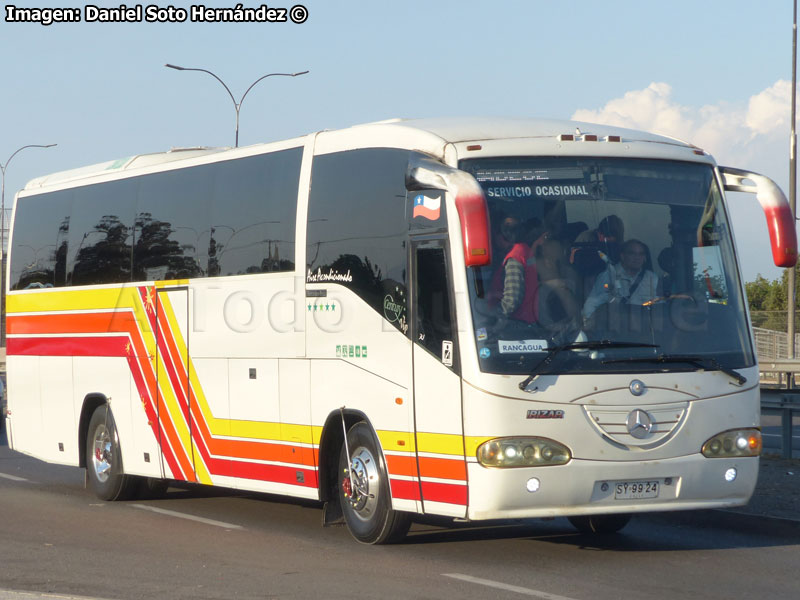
[86,405,138,501]
[568,513,632,534]
[338,422,410,544]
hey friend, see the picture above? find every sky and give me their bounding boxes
[0,0,797,282]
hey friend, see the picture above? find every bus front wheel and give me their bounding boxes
[568,513,632,534]
[337,422,410,544]
[85,405,138,501]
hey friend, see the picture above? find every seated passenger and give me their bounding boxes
[582,238,659,319]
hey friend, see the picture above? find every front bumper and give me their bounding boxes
[466,454,758,520]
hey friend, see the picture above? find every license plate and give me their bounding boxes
[615,480,659,499]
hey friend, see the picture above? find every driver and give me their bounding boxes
[582,238,659,319]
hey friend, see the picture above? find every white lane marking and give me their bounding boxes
[0,472,31,482]
[131,504,243,530]
[0,590,111,600]
[443,573,580,600]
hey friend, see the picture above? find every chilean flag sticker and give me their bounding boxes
[412,193,441,220]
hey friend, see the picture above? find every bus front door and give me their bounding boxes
[411,238,468,517]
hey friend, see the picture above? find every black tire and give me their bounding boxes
[338,422,411,544]
[85,406,139,501]
[568,513,632,534]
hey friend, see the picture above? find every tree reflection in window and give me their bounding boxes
[133,212,204,281]
[70,215,132,285]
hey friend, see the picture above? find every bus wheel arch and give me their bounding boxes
[318,409,367,510]
[83,401,139,501]
[336,420,411,544]
[77,394,109,469]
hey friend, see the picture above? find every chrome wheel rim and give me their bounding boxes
[347,445,380,521]
[92,424,113,483]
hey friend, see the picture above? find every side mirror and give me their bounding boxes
[720,166,798,268]
[406,156,491,267]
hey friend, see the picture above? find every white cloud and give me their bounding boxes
[571,81,795,282]
[746,80,792,136]
[573,82,695,142]
[571,80,792,164]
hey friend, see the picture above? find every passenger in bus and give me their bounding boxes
[495,215,521,258]
[535,238,582,335]
[582,238,659,319]
[489,219,547,323]
[569,215,624,274]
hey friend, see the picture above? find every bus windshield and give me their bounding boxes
[460,157,754,376]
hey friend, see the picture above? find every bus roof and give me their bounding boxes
[21,117,703,192]
[380,116,692,146]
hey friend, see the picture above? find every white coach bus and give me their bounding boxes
[4,118,796,543]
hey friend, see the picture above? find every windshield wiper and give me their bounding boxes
[601,354,747,386]
[518,340,659,390]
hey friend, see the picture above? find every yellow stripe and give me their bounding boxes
[8,286,138,313]
[464,436,493,457]
[415,432,465,456]
[377,430,417,453]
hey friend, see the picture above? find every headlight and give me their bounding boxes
[477,437,571,468]
[701,429,761,458]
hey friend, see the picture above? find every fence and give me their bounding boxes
[753,327,800,361]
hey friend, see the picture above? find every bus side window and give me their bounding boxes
[307,148,412,335]
[66,179,136,286]
[210,148,301,276]
[415,245,456,368]
[9,190,72,290]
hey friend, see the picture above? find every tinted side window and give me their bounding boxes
[415,244,456,369]
[10,190,72,290]
[133,165,213,281]
[307,148,410,334]
[209,148,301,276]
[66,179,136,285]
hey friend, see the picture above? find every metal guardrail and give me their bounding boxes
[759,359,800,372]
[760,388,800,458]
[759,357,800,458]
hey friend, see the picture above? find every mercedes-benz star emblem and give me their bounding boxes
[626,409,654,439]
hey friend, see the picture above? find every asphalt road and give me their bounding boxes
[1,428,799,600]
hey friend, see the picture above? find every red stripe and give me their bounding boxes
[187,410,317,487]
[227,460,317,487]
[8,335,128,357]
[390,478,421,501]
[420,481,468,506]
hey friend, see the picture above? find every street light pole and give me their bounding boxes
[0,143,57,346]
[164,64,309,147]
[789,0,798,360]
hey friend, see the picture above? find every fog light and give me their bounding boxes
[526,477,541,493]
[725,467,738,482]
